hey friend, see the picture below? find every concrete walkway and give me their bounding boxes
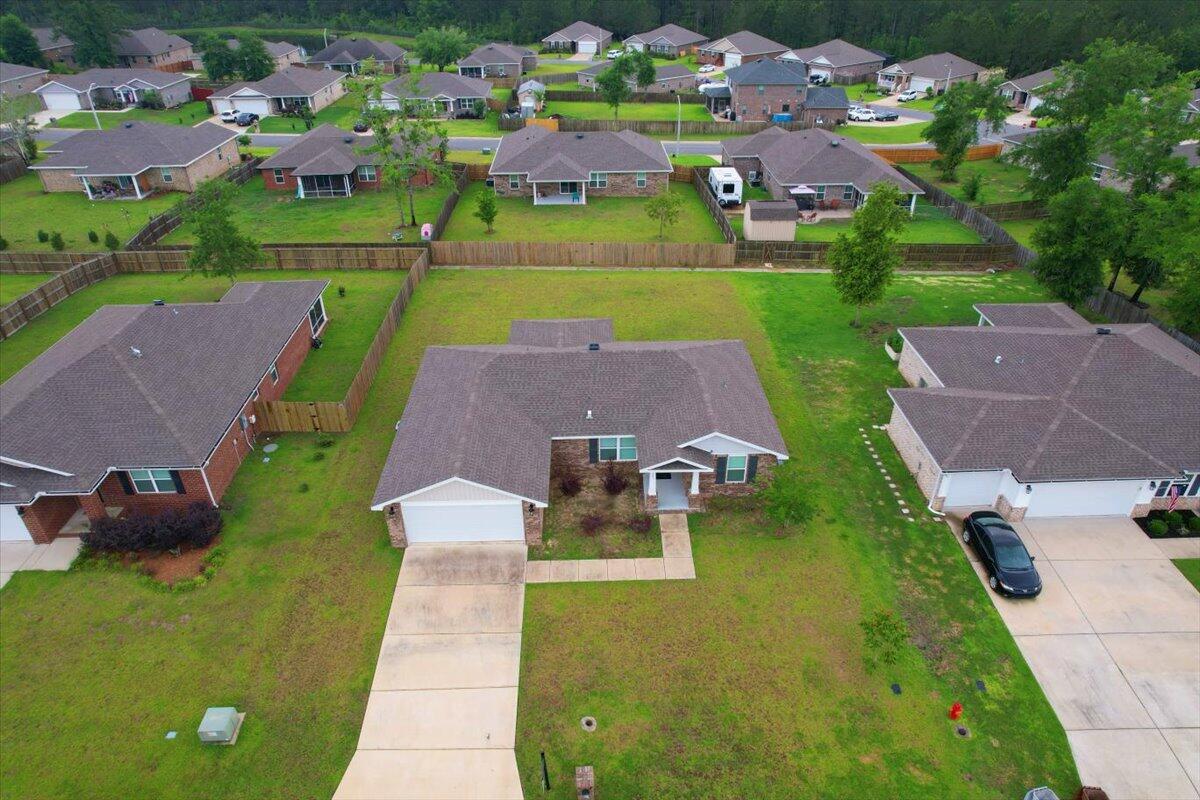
[524,512,695,584]
[0,537,82,589]
[334,543,526,800]
[946,513,1199,800]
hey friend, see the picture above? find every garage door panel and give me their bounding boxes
[1,505,33,541]
[401,502,523,543]
[910,77,934,93]
[1025,481,1140,518]
[42,90,81,111]
[942,470,1004,507]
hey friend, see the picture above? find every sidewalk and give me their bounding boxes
[525,511,696,583]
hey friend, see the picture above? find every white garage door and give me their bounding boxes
[725,53,742,68]
[0,505,33,542]
[41,90,81,111]
[578,40,597,55]
[809,68,832,81]
[942,470,1004,507]
[1025,481,1140,518]
[909,77,935,93]
[401,502,524,543]
[235,98,272,117]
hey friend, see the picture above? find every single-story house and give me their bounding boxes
[115,27,194,70]
[998,67,1056,112]
[698,30,790,69]
[209,66,345,117]
[0,281,329,543]
[517,79,545,116]
[376,72,494,117]
[32,27,76,68]
[31,121,238,199]
[623,23,708,57]
[578,61,697,93]
[371,318,789,545]
[34,68,192,111]
[306,38,406,74]
[0,62,48,97]
[257,123,441,198]
[1185,88,1200,124]
[226,39,306,71]
[489,126,671,205]
[877,52,984,95]
[722,126,922,212]
[1090,142,1199,192]
[456,43,537,78]
[777,38,884,84]
[742,200,798,240]
[715,59,809,122]
[887,303,1200,519]
[541,21,612,56]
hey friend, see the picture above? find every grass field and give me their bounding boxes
[527,61,588,77]
[668,154,719,165]
[1174,559,1200,592]
[905,159,1034,206]
[257,96,361,134]
[448,150,494,164]
[546,100,713,121]
[49,101,212,129]
[0,273,53,305]
[0,268,1077,798]
[730,199,981,244]
[442,182,725,243]
[161,176,451,245]
[998,217,1040,248]
[0,173,179,251]
[839,122,928,145]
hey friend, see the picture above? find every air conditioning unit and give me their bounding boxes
[248,414,256,424]
[197,707,244,745]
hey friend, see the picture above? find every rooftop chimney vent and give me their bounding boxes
[586,409,593,420]
[153,299,165,306]
[575,133,585,139]
[993,355,1002,364]
[587,342,600,351]
[123,122,134,128]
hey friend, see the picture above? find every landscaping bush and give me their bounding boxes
[886,331,904,353]
[36,229,48,243]
[763,475,814,528]
[1188,515,1200,534]
[602,464,629,495]
[50,232,65,251]
[1146,519,1169,538]
[1164,511,1184,531]
[860,609,909,672]
[0,236,7,251]
[88,229,99,243]
[81,502,223,553]
[627,514,653,534]
[559,472,582,497]
[961,171,984,202]
[580,513,606,536]
[104,231,120,250]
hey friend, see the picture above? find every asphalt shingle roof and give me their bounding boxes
[308,38,405,64]
[210,66,342,99]
[781,38,882,68]
[227,39,302,59]
[724,59,807,86]
[458,43,533,67]
[32,27,73,50]
[38,68,188,92]
[490,127,670,179]
[372,320,788,506]
[543,21,612,43]
[803,86,850,108]
[116,27,191,57]
[626,24,708,48]
[382,72,494,101]
[258,124,440,174]
[33,121,236,176]
[748,201,797,221]
[0,61,47,84]
[1003,68,1057,92]
[706,30,789,57]
[0,281,327,504]
[887,52,984,79]
[974,303,1088,329]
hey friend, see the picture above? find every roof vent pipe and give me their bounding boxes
[1096,327,1112,335]
[153,299,165,306]
[130,347,142,358]
[588,342,600,351]
[994,355,1002,364]
[586,409,593,420]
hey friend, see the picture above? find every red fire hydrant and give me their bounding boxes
[949,702,964,720]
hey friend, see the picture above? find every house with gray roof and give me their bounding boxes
[877,52,986,95]
[698,30,789,69]
[717,59,824,122]
[578,61,697,93]
[489,127,671,205]
[887,303,1200,519]
[34,68,192,111]
[722,126,922,211]
[778,38,884,84]
[376,72,494,117]
[209,66,346,117]
[998,67,1057,112]
[225,39,306,71]
[371,319,788,545]
[0,62,48,97]
[456,43,537,78]
[0,281,329,544]
[307,38,406,74]
[623,23,708,57]
[115,27,194,70]
[32,27,75,67]
[541,21,612,57]
[31,121,238,199]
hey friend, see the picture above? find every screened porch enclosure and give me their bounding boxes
[298,172,357,198]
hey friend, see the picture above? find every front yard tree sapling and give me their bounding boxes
[828,182,909,326]
[473,189,498,234]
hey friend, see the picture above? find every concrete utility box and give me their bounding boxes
[197,706,244,744]
[575,765,595,799]
[743,201,798,241]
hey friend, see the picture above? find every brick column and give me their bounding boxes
[78,492,108,521]
[385,504,407,547]
[523,505,544,545]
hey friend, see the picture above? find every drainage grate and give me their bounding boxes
[955,725,970,738]
[580,716,597,732]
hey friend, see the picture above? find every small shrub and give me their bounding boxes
[298,482,310,493]
[580,513,606,536]
[1164,511,1184,530]
[602,464,629,495]
[0,236,8,251]
[104,231,120,250]
[961,171,983,202]
[886,331,904,352]
[81,502,222,553]
[36,229,48,243]
[338,284,346,297]
[312,451,326,461]
[1146,519,1169,538]
[763,475,814,528]
[50,232,65,251]
[317,436,335,448]
[627,514,653,534]
[1184,514,1200,533]
[860,609,909,672]
[559,472,582,497]
[88,229,100,243]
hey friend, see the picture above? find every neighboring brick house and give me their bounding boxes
[257,124,441,197]
[31,121,238,199]
[115,27,194,70]
[32,27,76,68]
[717,59,809,122]
[697,30,789,69]
[489,127,671,205]
[209,66,345,117]
[998,67,1056,112]
[0,62,48,97]
[456,43,537,78]
[887,303,1200,520]
[224,39,306,71]
[623,23,708,57]
[777,38,884,84]
[34,68,192,111]
[876,52,984,95]
[0,281,330,544]
[371,319,788,546]
[578,62,697,93]
[721,126,922,212]
[376,72,494,118]
[541,21,612,57]
[307,38,406,74]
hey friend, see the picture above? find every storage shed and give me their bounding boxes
[743,201,797,241]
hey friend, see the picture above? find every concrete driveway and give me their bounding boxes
[0,537,82,589]
[948,513,1200,800]
[335,543,526,800]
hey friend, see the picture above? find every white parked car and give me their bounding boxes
[897,89,920,102]
[606,48,623,59]
[848,107,876,122]
[218,109,240,123]
[698,64,716,73]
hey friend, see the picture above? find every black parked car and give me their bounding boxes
[962,511,1042,597]
[353,119,369,133]
[873,108,900,121]
[234,111,260,127]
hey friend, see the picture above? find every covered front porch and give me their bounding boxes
[533,181,586,205]
[79,172,150,200]
[643,469,703,512]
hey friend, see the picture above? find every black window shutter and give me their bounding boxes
[747,455,759,483]
[169,470,186,494]
[587,438,598,464]
[715,456,727,484]
[117,471,134,494]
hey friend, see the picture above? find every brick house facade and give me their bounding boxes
[492,170,667,200]
[261,164,433,193]
[730,82,807,122]
[36,138,237,197]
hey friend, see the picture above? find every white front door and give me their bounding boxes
[401,502,524,543]
[0,505,33,541]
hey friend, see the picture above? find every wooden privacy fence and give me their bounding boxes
[670,164,694,182]
[0,251,98,272]
[429,240,736,268]
[1087,288,1199,354]
[125,158,261,250]
[873,143,1002,164]
[0,254,118,339]
[500,116,814,135]
[975,199,1046,221]
[0,157,28,185]
[735,240,1014,268]
[431,163,469,240]
[538,71,585,84]
[113,245,428,272]
[463,162,492,180]
[690,166,737,244]
[253,249,432,432]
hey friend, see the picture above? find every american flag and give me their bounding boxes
[1167,484,1180,512]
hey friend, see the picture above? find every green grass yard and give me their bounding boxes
[1174,559,1200,592]
[0,268,1077,798]
[998,217,1040,248]
[839,122,928,145]
[546,100,713,121]
[161,176,451,245]
[905,159,1035,206]
[257,96,361,134]
[50,101,211,129]
[0,173,179,251]
[526,61,588,77]
[0,273,54,305]
[441,182,725,243]
[729,199,982,244]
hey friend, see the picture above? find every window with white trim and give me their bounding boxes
[1156,473,1197,497]
[160,168,173,183]
[509,175,519,190]
[273,168,285,184]
[814,185,826,200]
[636,171,647,188]
[308,297,325,333]
[269,361,279,384]
[129,468,176,493]
[842,185,854,201]
[598,436,637,461]
[357,165,377,181]
[588,172,607,188]
[724,454,747,483]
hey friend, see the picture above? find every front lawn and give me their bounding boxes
[532,465,663,561]
[839,122,928,145]
[545,100,713,121]
[668,154,718,166]
[447,149,494,164]
[0,173,179,251]
[729,199,982,244]
[161,175,451,245]
[441,181,725,243]
[49,101,212,129]
[256,96,361,134]
[905,159,1034,206]
[0,273,54,305]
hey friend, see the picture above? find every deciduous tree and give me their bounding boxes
[185,180,262,282]
[413,26,469,72]
[52,0,124,68]
[644,189,683,239]
[922,75,1008,181]
[474,189,498,233]
[829,182,909,326]
[237,33,276,82]
[0,14,45,67]
[198,34,239,82]
[1030,177,1127,307]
